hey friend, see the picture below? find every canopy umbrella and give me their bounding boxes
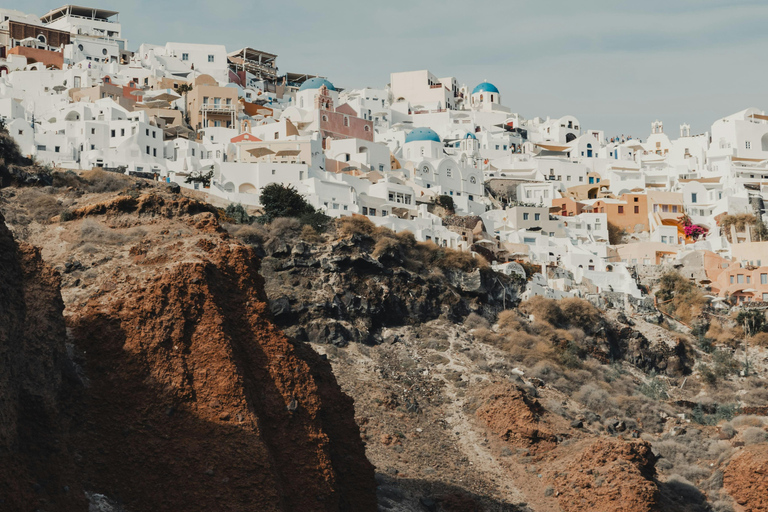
[246,147,275,158]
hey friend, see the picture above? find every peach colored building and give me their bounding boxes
[585,193,648,232]
[712,262,768,303]
[616,242,677,265]
[552,197,585,217]
[186,75,239,132]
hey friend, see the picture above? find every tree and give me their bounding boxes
[177,83,193,125]
[607,221,626,245]
[435,195,455,213]
[225,203,252,224]
[259,183,329,230]
[737,309,766,337]
[184,169,213,188]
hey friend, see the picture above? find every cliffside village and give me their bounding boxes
[2,5,768,308]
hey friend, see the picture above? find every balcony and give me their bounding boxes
[200,103,236,115]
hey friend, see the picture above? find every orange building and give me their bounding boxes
[585,193,649,232]
[552,197,585,217]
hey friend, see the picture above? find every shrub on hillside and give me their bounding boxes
[258,183,330,231]
[655,271,708,324]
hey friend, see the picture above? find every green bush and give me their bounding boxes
[225,203,252,224]
[258,183,329,231]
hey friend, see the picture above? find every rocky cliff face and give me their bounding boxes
[0,211,85,510]
[0,188,377,511]
[257,230,523,346]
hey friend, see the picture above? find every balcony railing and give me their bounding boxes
[200,103,236,114]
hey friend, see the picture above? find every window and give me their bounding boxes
[634,205,639,214]
[730,276,735,284]
[208,55,215,62]
[55,146,60,153]
[662,204,669,213]
[691,193,697,203]
[364,125,370,132]
[146,146,150,155]
[579,176,584,182]
[111,129,115,137]
[272,170,276,175]
[274,132,279,139]
[523,213,529,220]
[618,206,624,214]
[535,213,541,221]
[343,117,349,127]
[152,131,156,139]
[661,236,668,243]
[746,141,751,149]
[146,129,150,136]
[121,128,125,136]
[672,205,678,213]
[761,273,767,285]
[737,274,745,284]
[153,148,157,157]
[182,53,189,61]
[91,128,96,135]
[747,275,751,284]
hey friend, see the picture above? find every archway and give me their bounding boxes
[238,183,257,194]
[565,133,577,143]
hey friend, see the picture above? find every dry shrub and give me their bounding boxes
[16,188,64,223]
[268,217,301,239]
[464,313,490,331]
[655,271,707,325]
[731,415,765,429]
[560,297,602,329]
[81,169,132,193]
[225,223,267,245]
[79,219,129,245]
[299,224,322,243]
[336,215,378,238]
[529,360,563,382]
[752,332,768,347]
[497,310,523,332]
[742,427,768,445]
[521,296,564,326]
[744,387,768,407]
[372,236,401,259]
[520,296,602,335]
[574,383,614,413]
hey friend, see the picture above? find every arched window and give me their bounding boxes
[480,94,484,102]
[343,117,349,127]
[364,125,370,132]
[322,115,327,121]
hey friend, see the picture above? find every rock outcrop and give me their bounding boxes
[724,444,768,512]
[0,194,377,511]
[475,383,558,454]
[259,230,523,346]
[0,211,85,510]
[546,439,659,512]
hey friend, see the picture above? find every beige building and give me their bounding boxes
[186,74,239,132]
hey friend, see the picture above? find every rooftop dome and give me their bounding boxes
[465,132,477,139]
[298,77,335,91]
[405,127,441,144]
[472,81,499,95]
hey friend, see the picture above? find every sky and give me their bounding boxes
[24,0,768,139]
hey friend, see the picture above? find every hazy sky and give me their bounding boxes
[25,0,768,138]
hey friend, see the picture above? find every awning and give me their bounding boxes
[275,149,301,156]
[246,147,275,158]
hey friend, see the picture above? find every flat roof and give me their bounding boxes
[228,47,277,63]
[41,5,119,24]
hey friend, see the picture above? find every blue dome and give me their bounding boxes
[298,77,335,91]
[465,132,477,139]
[472,81,499,95]
[405,127,441,143]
